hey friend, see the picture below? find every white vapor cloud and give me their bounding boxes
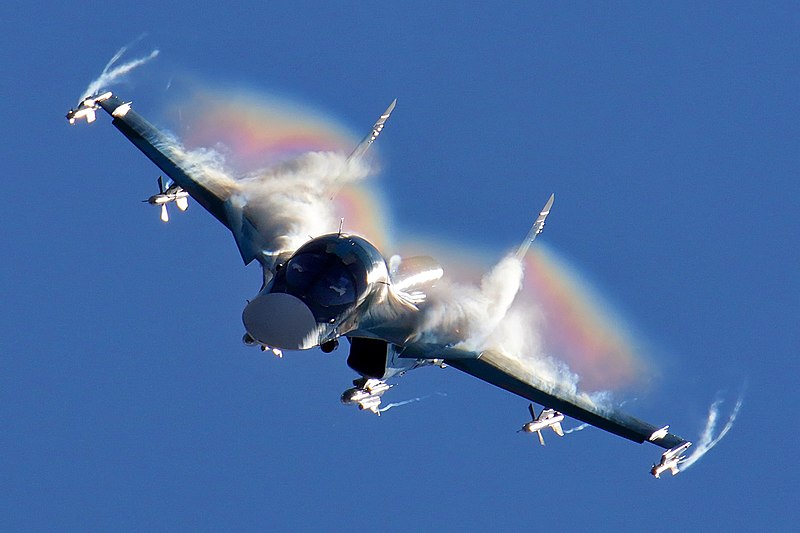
[415,253,604,407]
[81,44,159,101]
[150,130,373,255]
[78,43,375,258]
[235,152,371,252]
[416,255,524,349]
[680,388,745,471]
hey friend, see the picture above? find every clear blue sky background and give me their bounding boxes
[2,2,798,530]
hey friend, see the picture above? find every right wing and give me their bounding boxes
[401,343,687,450]
[446,348,687,449]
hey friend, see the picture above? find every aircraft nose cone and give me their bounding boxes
[242,293,319,350]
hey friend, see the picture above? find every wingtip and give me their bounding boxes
[385,98,397,115]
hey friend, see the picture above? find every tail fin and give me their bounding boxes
[330,99,397,200]
[348,99,397,162]
[515,194,555,260]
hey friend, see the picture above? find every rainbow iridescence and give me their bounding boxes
[168,86,391,249]
[167,86,650,392]
[522,243,648,391]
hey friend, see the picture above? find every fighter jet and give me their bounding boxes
[67,91,691,475]
[519,403,565,446]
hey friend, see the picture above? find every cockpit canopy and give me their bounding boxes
[269,234,381,322]
[285,251,357,308]
[242,234,389,350]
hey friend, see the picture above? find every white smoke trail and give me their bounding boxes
[72,46,634,410]
[564,423,590,434]
[680,389,745,471]
[80,46,159,101]
[379,397,424,413]
[379,392,447,413]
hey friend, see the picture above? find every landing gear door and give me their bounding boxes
[347,337,389,379]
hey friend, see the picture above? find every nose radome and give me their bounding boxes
[242,293,319,350]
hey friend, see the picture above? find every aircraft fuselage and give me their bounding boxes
[242,232,392,350]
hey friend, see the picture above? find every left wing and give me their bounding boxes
[72,93,395,266]
[93,94,236,230]
[401,344,687,450]
[73,94,269,263]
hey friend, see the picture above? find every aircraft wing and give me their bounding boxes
[402,344,687,450]
[91,95,280,265]
[83,93,396,266]
[95,95,236,232]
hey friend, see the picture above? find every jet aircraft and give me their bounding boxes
[67,91,691,477]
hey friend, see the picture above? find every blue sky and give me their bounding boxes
[2,2,798,530]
